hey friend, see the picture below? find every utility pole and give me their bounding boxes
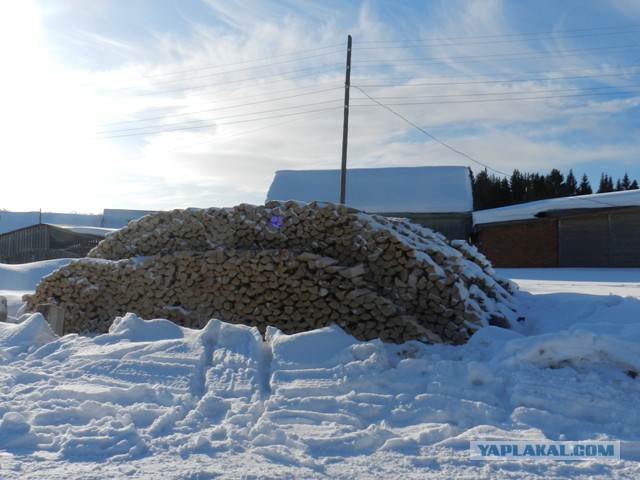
[339,35,352,205]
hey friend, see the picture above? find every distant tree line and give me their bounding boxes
[472,168,639,211]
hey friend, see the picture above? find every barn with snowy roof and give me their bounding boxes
[0,224,106,264]
[267,166,473,241]
[0,209,155,264]
[473,189,640,268]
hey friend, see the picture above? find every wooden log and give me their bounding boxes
[36,304,65,336]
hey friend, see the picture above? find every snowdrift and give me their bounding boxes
[2,262,640,477]
[26,202,517,344]
[1,306,639,478]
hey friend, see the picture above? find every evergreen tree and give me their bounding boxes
[563,169,578,196]
[597,173,614,193]
[545,168,565,198]
[530,173,548,201]
[471,169,514,210]
[472,169,494,210]
[497,177,513,206]
[620,172,632,190]
[470,168,635,210]
[576,173,592,195]
[510,169,528,204]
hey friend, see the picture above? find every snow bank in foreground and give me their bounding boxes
[1,293,639,478]
[0,313,55,359]
[0,259,72,316]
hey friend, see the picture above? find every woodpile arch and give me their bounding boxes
[26,201,518,344]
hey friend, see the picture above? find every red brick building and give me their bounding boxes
[473,191,640,268]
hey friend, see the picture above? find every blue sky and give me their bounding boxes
[1,0,639,213]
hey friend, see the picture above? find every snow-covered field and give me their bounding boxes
[1,261,639,479]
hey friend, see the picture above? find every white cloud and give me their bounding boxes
[0,0,637,213]
[609,0,640,19]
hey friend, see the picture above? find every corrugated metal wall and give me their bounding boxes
[380,212,472,241]
[610,210,640,267]
[559,209,640,267]
[0,224,50,262]
[0,224,101,264]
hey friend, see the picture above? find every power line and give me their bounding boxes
[121,64,343,105]
[84,99,341,138]
[352,44,640,68]
[58,105,344,142]
[352,85,511,177]
[34,26,638,176]
[70,43,344,88]
[77,32,639,100]
[351,89,640,106]
[362,84,640,102]
[95,52,344,95]
[101,62,344,98]
[354,24,640,48]
[354,70,640,88]
[105,106,341,166]
[354,62,640,85]
[77,85,343,130]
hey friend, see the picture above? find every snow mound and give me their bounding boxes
[26,202,518,344]
[0,313,55,358]
[1,307,639,476]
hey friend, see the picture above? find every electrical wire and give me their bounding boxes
[70,43,344,88]
[352,44,640,68]
[38,25,637,177]
[101,62,344,98]
[354,24,640,49]
[351,89,640,106]
[355,70,640,88]
[353,62,640,85]
[78,85,343,130]
[352,85,511,177]
[105,106,342,166]
[64,105,344,141]
[362,84,640,101]
[96,53,344,95]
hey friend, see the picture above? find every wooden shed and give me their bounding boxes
[0,209,156,235]
[0,223,105,264]
[267,166,473,240]
[473,190,640,268]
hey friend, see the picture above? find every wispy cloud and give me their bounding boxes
[1,0,638,212]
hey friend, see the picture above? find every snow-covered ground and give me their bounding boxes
[0,261,639,479]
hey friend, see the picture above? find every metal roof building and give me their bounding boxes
[267,166,473,241]
[473,190,640,268]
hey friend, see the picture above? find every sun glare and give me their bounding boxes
[0,2,48,143]
[0,2,42,59]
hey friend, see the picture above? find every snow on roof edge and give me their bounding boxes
[48,224,116,237]
[267,166,473,214]
[473,189,640,225]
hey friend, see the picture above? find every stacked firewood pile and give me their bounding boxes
[26,201,518,344]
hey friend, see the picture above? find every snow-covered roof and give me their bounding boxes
[0,212,102,235]
[0,223,114,239]
[48,224,115,237]
[474,189,640,225]
[267,166,473,214]
[0,209,154,235]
